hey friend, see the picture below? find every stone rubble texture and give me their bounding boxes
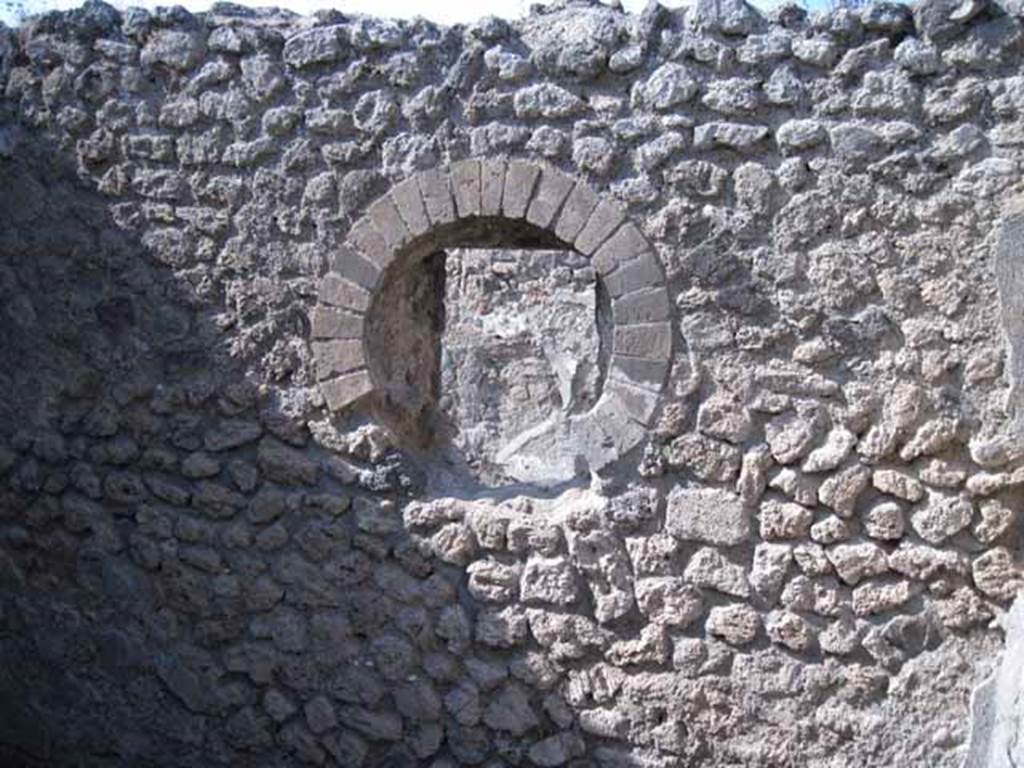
[1,0,1024,765]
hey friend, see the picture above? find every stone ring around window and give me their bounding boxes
[310,158,673,486]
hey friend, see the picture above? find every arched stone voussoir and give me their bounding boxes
[316,159,672,423]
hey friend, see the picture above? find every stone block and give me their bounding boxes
[554,182,600,244]
[502,160,541,219]
[575,199,627,255]
[608,355,669,392]
[694,122,770,152]
[603,250,665,298]
[450,159,482,218]
[313,340,366,380]
[319,274,371,313]
[390,177,431,237]
[572,396,646,470]
[665,487,750,546]
[321,370,374,411]
[480,158,507,216]
[526,167,575,229]
[366,195,410,252]
[613,322,672,360]
[331,243,381,291]
[283,26,344,69]
[311,307,364,339]
[604,379,659,423]
[611,287,671,325]
[592,222,650,276]
[348,217,392,270]
[416,167,456,226]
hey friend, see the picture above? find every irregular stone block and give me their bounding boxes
[685,547,749,597]
[759,499,814,540]
[283,26,345,69]
[910,492,973,544]
[520,557,579,606]
[706,604,760,646]
[633,63,699,110]
[634,578,703,627]
[776,119,827,152]
[827,542,890,586]
[852,581,913,616]
[694,122,770,151]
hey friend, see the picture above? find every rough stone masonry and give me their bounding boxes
[2,0,1024,764]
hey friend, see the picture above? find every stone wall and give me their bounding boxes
[1,0,1023,765]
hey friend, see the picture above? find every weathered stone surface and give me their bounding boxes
[910,492,974,544]
[520,557,579,606]
[759,500,814,540]
[284,26,345,69]
[706,604,761,645]
[665,487,749,546]
[2,4,1021,767]
[828,542,891,586]
[685,547,749,598]
[694,122,770,151]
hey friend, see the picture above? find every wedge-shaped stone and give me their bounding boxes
[593,223,650,276]
[319,274,371,313]
[502,160,541,219]
[313,339,365,380]
[526,168,575,230]
[604,379,659,423]
[480,158,506,216]
[348,217,392,270]
[416,167,456,226]
[321,370,373,411]
[576,199,626,255]
[608,355,669,392]
[390,178,430,237]
[572,395,647,469]
[331,244,381,290]
[614,322,672,360]
[311,306,364,339]
[366,195,410,251]
[450,159,482,218]
[612,287,671,325]
[604,252,664,298]
[554,182,599,244]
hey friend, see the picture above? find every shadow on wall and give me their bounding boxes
[0,130,658,768]
[0,130,427,765]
